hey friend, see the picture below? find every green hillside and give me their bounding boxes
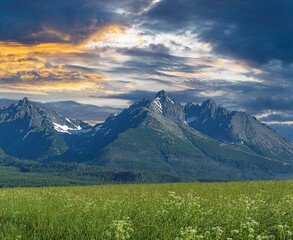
[93,111,292,181]
[0,148,192,188]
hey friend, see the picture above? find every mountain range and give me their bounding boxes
[0,90,293,185]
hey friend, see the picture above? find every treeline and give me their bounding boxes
[0,154,193,188]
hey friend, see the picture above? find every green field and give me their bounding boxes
[1,181,293,239]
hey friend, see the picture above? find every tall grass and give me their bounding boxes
[1,180,293,239]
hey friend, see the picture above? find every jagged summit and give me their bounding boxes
[17,97,33,106]
[155,90,175,103]
[0,99,91,160]
[0,99,68,160]
[155,90,170,98]
[11,97,40,117]
[0,97,41,124]
[149,90,185,122]
[202,99,218,107]
[21,97,29,102]
[184,98,293,161]
[16,97,32,105]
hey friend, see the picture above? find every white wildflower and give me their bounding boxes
[231,229,239,234]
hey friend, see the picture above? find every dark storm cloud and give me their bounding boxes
[243,96,293,113]
[259,61,293,87]
[117,44,171,59]
[111,44,210,78]
[0,0,115,43]
[221,80,293,114]
[145,0,293,65]
[0,0,162,44]
[108,46,199,77]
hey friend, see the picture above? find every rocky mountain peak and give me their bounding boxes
[201,99,218,108]
[0,97,42,124]
[0,98,91,135]
[148,90,185,122]
[155,90,169,98]
[0,98,69,160]
[199,99,229,118]
[18,97,34,106]
[155,90,175,104]
[21,97,29,102]
[185,99,228,121]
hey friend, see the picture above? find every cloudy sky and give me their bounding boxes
[0,0,293,138]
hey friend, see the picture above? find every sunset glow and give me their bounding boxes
[0,0,292,137]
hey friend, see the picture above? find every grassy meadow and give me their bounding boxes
[1,180,293,239]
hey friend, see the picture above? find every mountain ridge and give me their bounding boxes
[0,91,292,181]
[0,98,90,160]
[184,100,293,162]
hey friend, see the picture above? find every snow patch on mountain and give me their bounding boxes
[153,97,163,113]
[166,96,174,104]
[53,122,86,135]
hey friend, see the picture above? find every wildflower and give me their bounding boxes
[105,218,133,239]
[177,226,204,240]
[231,230,239,234]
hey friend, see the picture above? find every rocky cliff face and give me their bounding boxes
[0,98,89,160]
[85,91,291,180]
[184,99,293,161]
[148,90,185,122]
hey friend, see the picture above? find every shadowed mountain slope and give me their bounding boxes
[185,100,293,163]
[0,98,89,160]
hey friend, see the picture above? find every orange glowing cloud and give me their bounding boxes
[84,25,128,44]
[0,24,128,93]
